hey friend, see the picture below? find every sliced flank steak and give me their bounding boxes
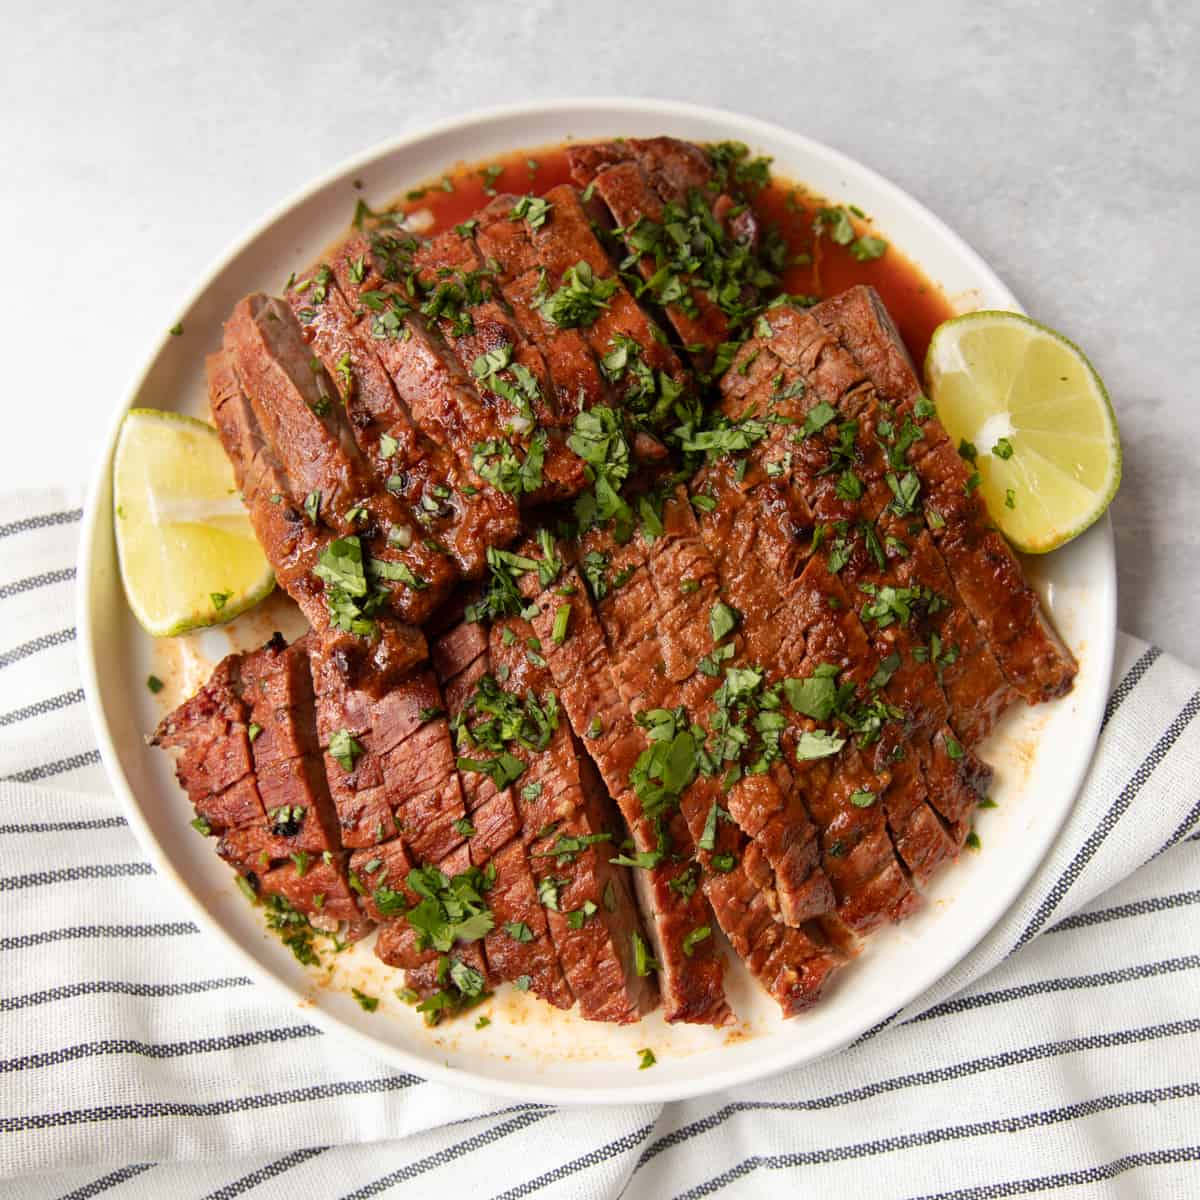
[224,294,450,626]
[207,350,427,693]
[474,185,693,434]
[812,285,1077,706]
[287,264,513,581]
[570,521,848,1008]
[516,559,733,1026]
[431,617,573,1010]
[153,635,366,937]
[411,228,585,501]
[487,614,657,1023]
[567,136,779,370]
[327,229,522,556]
[474,194,615,425]
[710,304,995,859]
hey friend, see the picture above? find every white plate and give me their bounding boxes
[78,98,1116,1106]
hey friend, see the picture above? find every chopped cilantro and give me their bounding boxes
[539,261,618,328]
[794,730,846,761]
[632,930,660,976]
[328,729,364,772]
[682,925,712,957]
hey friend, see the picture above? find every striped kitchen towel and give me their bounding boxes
[2,488,1198,1199]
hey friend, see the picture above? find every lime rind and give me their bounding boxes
[924,311,1120,554]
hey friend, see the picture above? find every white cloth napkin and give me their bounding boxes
[3,488,1198,1199]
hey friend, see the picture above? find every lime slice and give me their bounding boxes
[924,311,1120,553]
[113,408,275,636]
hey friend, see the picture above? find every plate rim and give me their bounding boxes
[76,96,1117,1106]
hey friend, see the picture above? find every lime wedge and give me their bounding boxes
[924,311,1120,553]
[113,408,275,636]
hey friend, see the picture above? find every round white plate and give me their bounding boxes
[78,98,1116,1105]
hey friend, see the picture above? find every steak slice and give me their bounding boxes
[474,195,616,425]
[154,635,367,938]
[327,230,522,552]
[370,840,491,1009]
[369,667,468,866]
[309,638,398,851]
[411,229,585,501]
[476,185,692,433]
[432,618,573,1010]
[608,490,835,926]
[150,653,264,835]
[285,273,476,591]
[518,563,732,1025]
[529,185,691,417]
[568,140,731,365]
[712,304,995,855]
[224,295,448,626]
[812,285,1078,705]
[573,523,848,1007]
[311,652,498,1014]
[207,351,427,693]
[488,615,657,1023]
[567,137,777,371]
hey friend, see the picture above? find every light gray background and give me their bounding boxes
[2,1,1194,660]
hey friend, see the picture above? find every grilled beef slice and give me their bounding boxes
[568,139,734,365]
[474,195,616,424]
[151,653,264,835]
[487,615,658,1022]
[517,563,732,1025]
[571,524,849,1007]
[712,305,996,854]
[581,496,836,927]
[308,640,499,1005]
[567,137,775,370]
[474,185,692,432]
[224,295,448,625]
[154,635,366,936]
[287,266,512,580]
[432,618,574,1009]
[207,349,426,695]
[812,285,1077,705]
[327,230,522,548]
[411,229,585,501]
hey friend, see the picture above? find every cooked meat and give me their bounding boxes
[224,295,450,625]
[411,229,586,501]
[173,148,1080,1030]
[206,349,427,696]
[567,137,774,370]
[431,617,573,1010]
[618,489,836,926]
[287,266,512,579]
[309,638,399,850]
[150,653,264,835]
[568,140,732,363]
[369,667,470,866]
[570,522,849,1006]
[153,634,368,938]
[531,185,691,417]
[474,195,616,424]
[812,286,1078,705]
[488,615,658,1023]
[327,230,522,553]
[518,561,733,1026]
[714,304,998,853]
